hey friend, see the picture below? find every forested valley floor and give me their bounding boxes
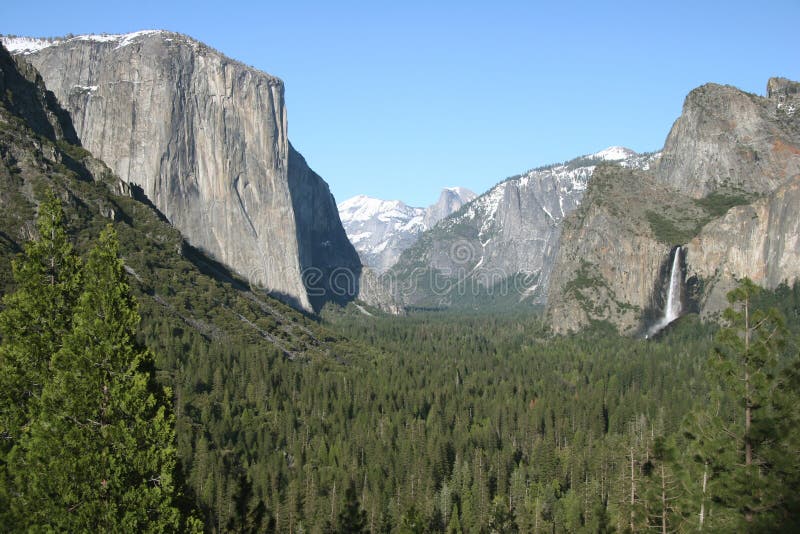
[139,282,800,532]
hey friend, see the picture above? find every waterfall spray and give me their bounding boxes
[646,246,683,338]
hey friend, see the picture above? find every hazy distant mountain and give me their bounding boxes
[338,187,476,272]
[389,148,658,309]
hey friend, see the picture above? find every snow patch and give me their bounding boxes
[2,30,165,55]
[1,36,57,54]
[444,186,477,201]
[590,146,637,161]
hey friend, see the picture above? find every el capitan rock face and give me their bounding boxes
[4,31,360,311]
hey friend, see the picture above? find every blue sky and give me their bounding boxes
[3,1,799,206]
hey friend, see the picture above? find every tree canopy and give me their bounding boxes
[0,197,199,531]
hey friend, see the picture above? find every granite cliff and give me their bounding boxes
[656,79,800,198]
[3,31,360,312]
[545,165,705,334]
[547,78,800,334]
[686,172,800,318]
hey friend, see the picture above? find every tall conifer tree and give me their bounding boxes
[0,193,81,521]
[1,213,198,531]
[683,279,790,530]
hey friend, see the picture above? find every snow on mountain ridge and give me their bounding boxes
[390,148,660,308]
[2,31,165,54]
[590,146,637,161]
[338,188,475,272]
[338,195,423,223]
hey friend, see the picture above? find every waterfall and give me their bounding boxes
[646,246,683,338]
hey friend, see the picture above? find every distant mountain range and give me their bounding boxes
[384,147,658,309]
[338,187,475,272]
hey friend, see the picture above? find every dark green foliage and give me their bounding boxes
[0,193,81,445]
[338,481,368,533]
[488,495,518,533]
[695,191,754,217]
[646,191,756,245]
[644,210,697,245]
[675,279,799,531]
[0,208,199,531]
[0,194,82,520]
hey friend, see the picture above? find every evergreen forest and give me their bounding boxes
[2,195,799,532]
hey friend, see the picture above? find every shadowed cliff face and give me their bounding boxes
[0,44,78,144]
[5,31,360,312]
[287,143,361,311]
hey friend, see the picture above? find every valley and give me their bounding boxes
[0,26,798,533]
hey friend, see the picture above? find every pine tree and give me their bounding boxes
[0,193,81,437]
[11,225,198,531]
[641,437,681,533]
[682,279,789,531]
[338,480,367,533]
[447,503,463,534]
[488,495,519,533]
[0,192,81,522]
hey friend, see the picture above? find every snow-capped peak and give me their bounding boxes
[338,188,476,272]
[590,146,637,161]
[338,195,419,223]
[443,186,477,201]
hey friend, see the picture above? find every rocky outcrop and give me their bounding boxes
[686,174,800,317]
[546,165,704,334]
[656,79,800,198]
[423,187,476,228]
[354,267,404,315]
[0,43,78,145]
[4,31,360,312]
[547,78,800,334]
[390,150,656,309]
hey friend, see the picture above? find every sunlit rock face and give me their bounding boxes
[546,78,800,333]
[6,31,360,311]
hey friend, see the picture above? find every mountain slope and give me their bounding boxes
[3,31,359,312]
[686,172,800,317]
[338,187,475,273]
[388,149,656,309]
[545,165,708,334]
[0,42,376,526]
